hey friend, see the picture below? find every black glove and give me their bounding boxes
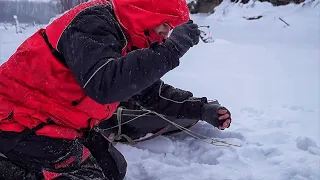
[201,100,232,130]
[165,20,200,58]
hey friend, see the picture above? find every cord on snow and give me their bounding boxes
[97,108,241,148]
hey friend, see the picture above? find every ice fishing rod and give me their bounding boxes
[198,25,214,43]
[188,19,213,43]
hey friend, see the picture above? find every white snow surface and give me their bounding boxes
[0,1,319,179]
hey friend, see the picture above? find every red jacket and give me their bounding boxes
[0,0,190,140]
[0,0,119,140]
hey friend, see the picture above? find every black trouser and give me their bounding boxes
[0,129,127,180]
[0,107,197,180]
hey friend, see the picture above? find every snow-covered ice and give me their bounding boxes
[0,1,319,180]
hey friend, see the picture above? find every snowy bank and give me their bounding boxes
[0,1,319,179]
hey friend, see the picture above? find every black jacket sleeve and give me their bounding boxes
[57,6,181,104]
[130,80,208,120]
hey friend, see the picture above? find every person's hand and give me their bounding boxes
[165,20,200,58]
[201,100,232,130]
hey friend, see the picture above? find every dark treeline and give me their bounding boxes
[0,0,56,24]
[0,0,88,24]
[1,0,307,24]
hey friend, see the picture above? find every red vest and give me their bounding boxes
[0,0,120,140]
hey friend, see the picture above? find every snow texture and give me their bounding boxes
[0,1,319,179]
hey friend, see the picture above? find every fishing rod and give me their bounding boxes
[199,25,214,43]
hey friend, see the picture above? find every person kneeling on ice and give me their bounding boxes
[0,0,231,179]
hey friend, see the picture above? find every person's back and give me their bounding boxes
[0,0,196,179]
[0,0,121,141]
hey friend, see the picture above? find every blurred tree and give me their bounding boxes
[53,0,89,14]
[0,0,55,24]
[188,0,224,14]
[188,0,305,14]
